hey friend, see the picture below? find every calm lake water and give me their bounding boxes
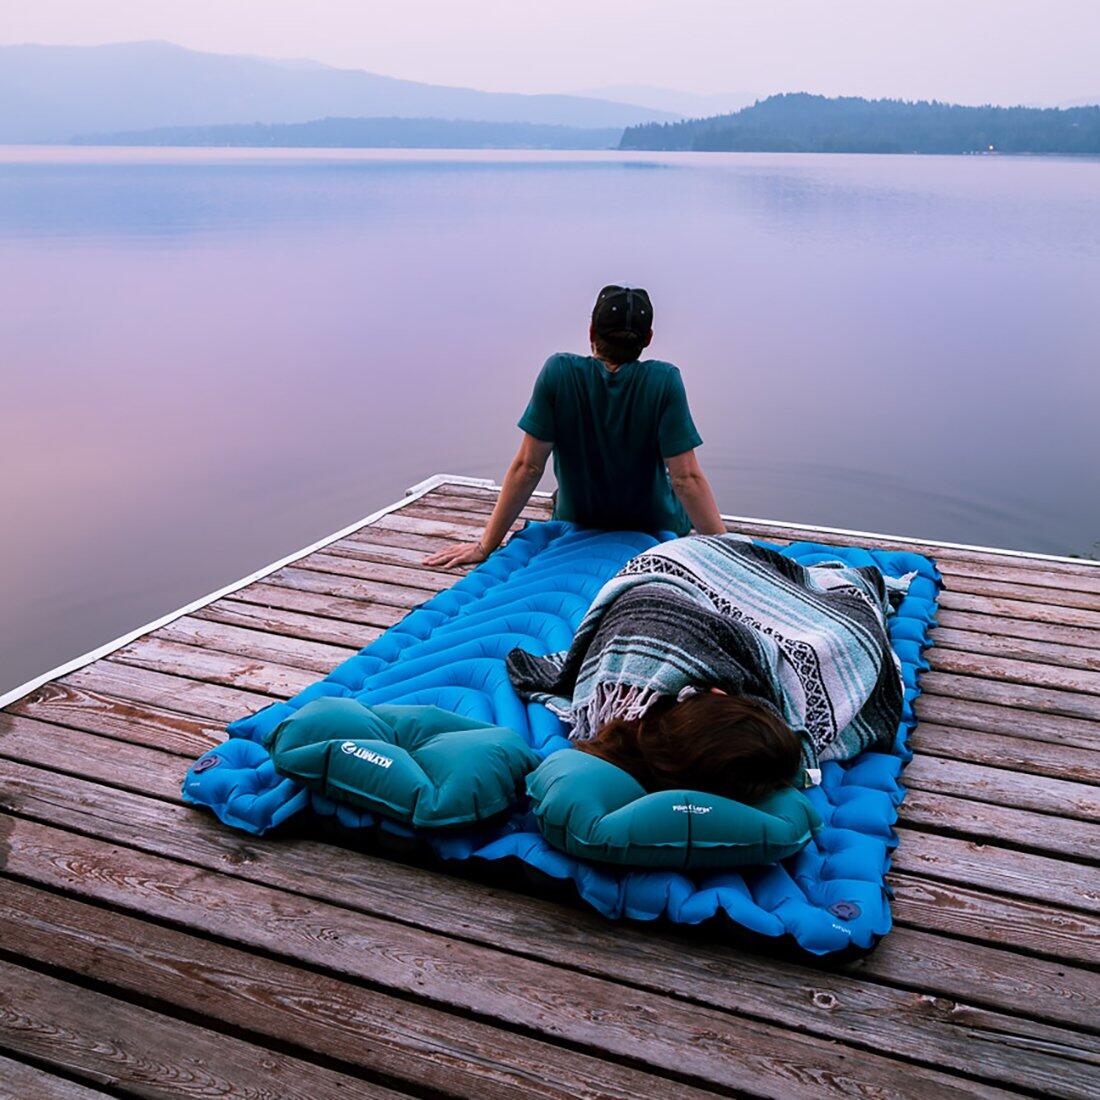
[2,147,1098,693]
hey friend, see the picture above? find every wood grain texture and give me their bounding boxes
[0,822,1002,1098]
[0,878,715,1100]
[4,680,224,757]
[893,827,1100,912]
[155,614,357,673]
[928,646,1100,696]
[0,1054,110,1100]
[263,564,429,610]
[2,764,1095,1034]
[62,661,271,723]
[910,723,1100,784]
[898,787,1100,861]
[3,814,1081,1098]
[108,636,315,698]
[888,873,1100,966]
[932,607,1100,653]
[920,670,1100,721]
[936,589,1100,630]
[902,754,1100,822]
[0,959,403,1099]
[192,597,384,648]
[913,693,1100,750]
[0,714,186,800]
[931,624,1100,674]
[225,579,408,627]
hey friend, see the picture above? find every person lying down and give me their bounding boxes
[506,533,910,801]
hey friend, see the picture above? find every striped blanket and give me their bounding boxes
[506,534,908,774]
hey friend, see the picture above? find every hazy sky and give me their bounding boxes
[3,0,1098,104]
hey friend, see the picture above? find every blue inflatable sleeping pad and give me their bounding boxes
[183,520,940,957]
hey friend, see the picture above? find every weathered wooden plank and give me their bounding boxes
[344,523,474,554]
[340,534,463,566]
[394,497,549,525]
[155,615,356,674]
[227,579,408,627]
[15,712,1087,865]
[903,754,1100,822]
[893,827,1100,912]
[193,597,384,648]
[295,550,458,594]
[108,636,314,699]
[373,511,503,540]
[8,708,1097,964]
[850,926,1100,1039]
[0,1054,110,1100]
[63,661,270,724]
[913,693,1100,751]
[323,536,471,574]
[0,813,1044,1098]
[935,557,1100,597]
[930,623,1100,674]
[0,879,711,1100]
[265,564,427,610]
[2,764,1094,1035]
[3,680,223,757]
[422,486,551,510]
[0,821,996,1098]
[911,723,1100,785]
[0,959,401,1099]
[889,873,1100,967]
[0,715,184,800]
[396,505,538,538]
[943,573,1100,612]
[937,589,1100,631]
[899,787,1100,861]
[921,670,1100,722]
[929,647,1100,697]
[933,607,1100,654]
[13,706,1097,966]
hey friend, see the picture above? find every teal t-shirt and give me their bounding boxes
[518,353,703,536]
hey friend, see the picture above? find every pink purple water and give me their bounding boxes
[2,148,1097,693]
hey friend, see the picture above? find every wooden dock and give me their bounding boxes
[1,476,1097,1099]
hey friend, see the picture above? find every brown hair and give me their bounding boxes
[592,329,649,366]
[577,692,801,804]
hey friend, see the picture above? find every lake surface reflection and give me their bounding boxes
[2,147,1097,692]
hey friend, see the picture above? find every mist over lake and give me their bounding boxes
[2,147,1097,693]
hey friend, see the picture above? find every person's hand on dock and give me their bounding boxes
[424,540,490,570]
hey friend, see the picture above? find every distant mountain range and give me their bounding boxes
[72,116,623,150]
[570,84,758,119]
[620,93,1100,154]
[0,40,675,143]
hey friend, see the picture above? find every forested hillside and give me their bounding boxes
[621,93,1100,153]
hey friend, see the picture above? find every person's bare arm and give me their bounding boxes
[666,449,726,535]
[424,434,553,568]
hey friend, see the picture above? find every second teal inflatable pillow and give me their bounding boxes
[267,698,540,829]
[528,749,822,869]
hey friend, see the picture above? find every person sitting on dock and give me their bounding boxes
[424,284,727,568]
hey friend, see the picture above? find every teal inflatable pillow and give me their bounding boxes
[266,698,540,830]
[527,749,822,869]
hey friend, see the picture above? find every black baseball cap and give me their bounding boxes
[592,285,653,337]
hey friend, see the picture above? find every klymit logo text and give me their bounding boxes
[340,741,393,768]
